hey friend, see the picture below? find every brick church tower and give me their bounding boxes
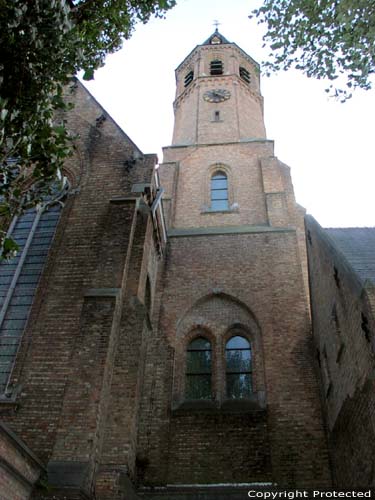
[136,30,332,495]
[0,30,334,499]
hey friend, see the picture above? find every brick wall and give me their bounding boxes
[136,229,331,488]
[305,215,375,487]
[0,81,159,498]
[172,42,265,146]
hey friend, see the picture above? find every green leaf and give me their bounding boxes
[82,68,94,80]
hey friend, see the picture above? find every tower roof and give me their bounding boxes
[175,30,259,72]
[202,29,231,46]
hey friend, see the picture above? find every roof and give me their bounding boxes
[325,227,375,285]
[202,29,231,46]
[175,30,260,72]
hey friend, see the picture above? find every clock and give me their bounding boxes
[203,89,231,103]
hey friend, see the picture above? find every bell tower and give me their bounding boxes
[138,31,332,494]
[161,31,310,240]
[172,29,266,146]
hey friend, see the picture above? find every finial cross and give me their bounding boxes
[213,19,221,31]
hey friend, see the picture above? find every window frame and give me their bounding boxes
[185,334,213,401]
[210,170,229,212]
[0,178,69,395]
[225,335,253,400]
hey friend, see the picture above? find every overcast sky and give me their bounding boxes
[82,0,375,228]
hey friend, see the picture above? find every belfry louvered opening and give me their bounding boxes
[184,70,194,87]
[0,183,68,393]
[210,59,223,75]
[239,66,251,84]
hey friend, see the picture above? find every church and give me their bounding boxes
[0,30,374,499]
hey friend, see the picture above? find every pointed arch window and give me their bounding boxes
[226,336,252,399]
[0,179,68,393]
[186,336,212,400]
[210,59,223,76]
[211,171,228,211]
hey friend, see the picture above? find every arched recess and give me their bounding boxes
[172,293,265,408]
[0,177,70,394]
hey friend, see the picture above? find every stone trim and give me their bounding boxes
[0,456,34,489]
[165,138,273,149]
[168,225,295,238]
[84,288,120,298]
[0,421,45,471]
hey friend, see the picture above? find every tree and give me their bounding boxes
[251,0,375,100]
[0,0,175,258]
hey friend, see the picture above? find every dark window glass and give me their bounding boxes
[239,66,251,84]
[211,171,228,211]
[226,335,252,399]
[210,59,223,75]
[145,276,151,314]
[0,181,68,394]
[184,70,194,87]
[186,337,212,400]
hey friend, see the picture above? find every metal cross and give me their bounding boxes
[213,20,221,31]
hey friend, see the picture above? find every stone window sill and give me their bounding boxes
[0,396,19,414]
[201,206,239,215]
[172,393,266,415]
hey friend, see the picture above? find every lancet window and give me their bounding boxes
[225,335,252,399]
[0,179,69,393]
[211,171,228,211]
[185,336,212,400]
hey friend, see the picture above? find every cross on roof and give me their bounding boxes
[213,20,221,31]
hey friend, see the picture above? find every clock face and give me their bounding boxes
[203,89,231,103]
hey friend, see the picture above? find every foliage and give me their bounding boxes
[251,0,375,100]
[0,0,175,259]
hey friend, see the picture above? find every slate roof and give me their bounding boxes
[325,227,375,285]
[202,29,231,45]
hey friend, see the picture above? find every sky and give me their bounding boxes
[82,0,375,228]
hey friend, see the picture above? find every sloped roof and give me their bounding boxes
[202,29,231,46]
[325,227,375,285]
[175,30,259,72]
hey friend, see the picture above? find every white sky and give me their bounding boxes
[82,0,375,228]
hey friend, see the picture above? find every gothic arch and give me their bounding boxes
[176,291,261,336]
[172,293,266,407]
[0,179,70,393]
